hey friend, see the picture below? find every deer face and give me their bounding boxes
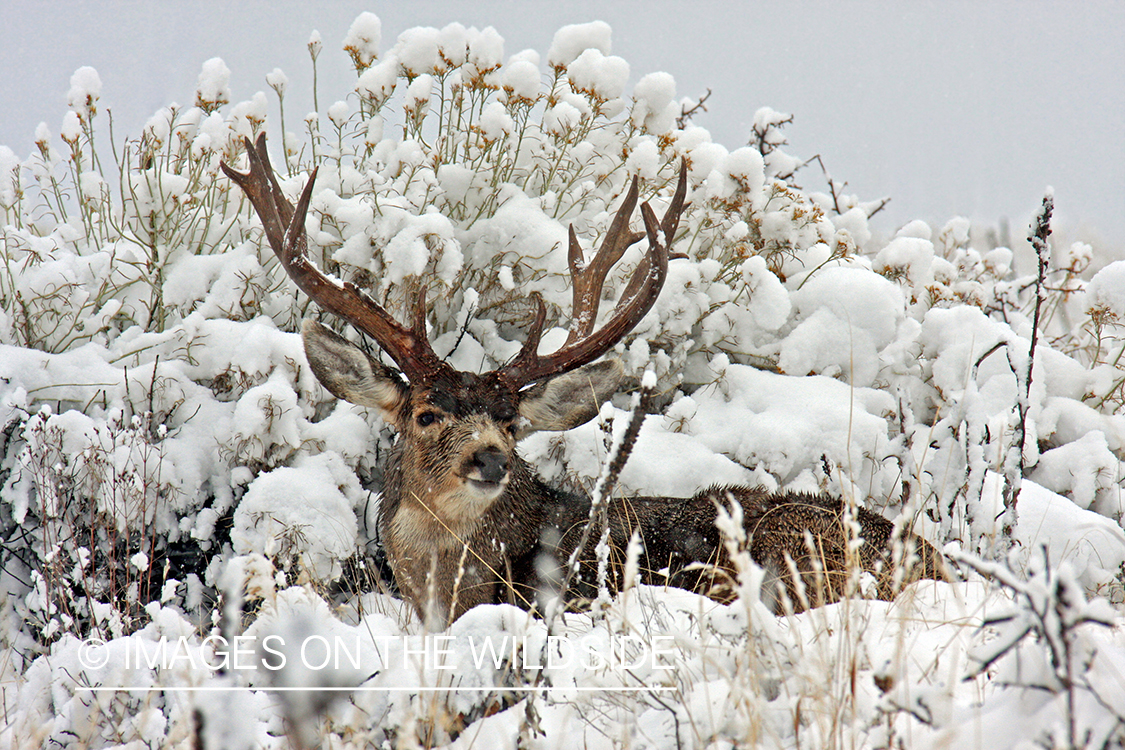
[403,372,520,505]
[302,320,623,518]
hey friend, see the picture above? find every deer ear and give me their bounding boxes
[517,359,624,436]
[301,319,408,427]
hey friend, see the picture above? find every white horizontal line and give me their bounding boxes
[76,685,675,693]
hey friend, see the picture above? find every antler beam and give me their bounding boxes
[500,162,688,387]
[221,134,443,381]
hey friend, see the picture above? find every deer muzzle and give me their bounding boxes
[468,448,509,486]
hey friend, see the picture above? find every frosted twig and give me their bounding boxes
[1002,191,1053,552]
[526,369,655,720]
[675,88,712,129]
[545,370,655,627]
[952,546,1114,749]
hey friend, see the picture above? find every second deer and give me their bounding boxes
[223,135,943,628]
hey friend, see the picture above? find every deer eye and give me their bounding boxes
[416,412,440,427]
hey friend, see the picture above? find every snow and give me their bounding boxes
[404,74,433,115]
[467,26,504,75]
[194,57,231,111]
[1,12,1123,750]
[739,256,790,331]
[920,305,1014,401]
[342,11,382,70]
[780,265,904,386]
[59,110,81,144]
[547,20,612,70]
[33,121,50,147]
[307,30,322,58]
[233,454,361,581]
[686,364,895,492]
[567,48,630,101]
[1033,431,1121,513]
[710,146,766,200]
[66,66,102,121]
[1015,479,1125,586]
[325,98,349,127]
[501,58,541,102]
[875,234,935,286]
[625,139,660,179]
[1086,259,1125,320]
[265,67,288,96]
[378,209,462,286]
[394,25,443,77]
[543,99,582,136]
[356,57,400,107]
[479,101,512,140]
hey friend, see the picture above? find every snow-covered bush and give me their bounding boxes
[1,13,1123,749]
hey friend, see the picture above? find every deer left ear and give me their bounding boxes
[301,319,409,427]
[517,359,624,436]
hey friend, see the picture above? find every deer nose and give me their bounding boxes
[471,449,509,484]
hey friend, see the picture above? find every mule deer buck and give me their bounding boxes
[222,135,942,628]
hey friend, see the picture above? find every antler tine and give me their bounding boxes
[662,158,689,248]
[618,159,690,305]
[497,293,548,386]
[221,134,442,380]
[500,163,688,387]
[564,176,646,345]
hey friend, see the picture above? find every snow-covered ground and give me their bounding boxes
[1,14,1124,749]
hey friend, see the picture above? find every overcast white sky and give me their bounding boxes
[3,1,1122,253]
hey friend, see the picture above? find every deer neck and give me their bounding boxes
[379,444,542,559]
[378,443,552,622]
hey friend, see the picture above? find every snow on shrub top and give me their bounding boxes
[567,48,630,101]
[631,71,677,133]
[343,11,382,71]
[466,26,504,74]
[501,58,541,102]
[1087,259,1125,320]
[194,57,231,112]
[356,57,399,106]
[66,65,102,122]
[394,26,443,77]
[232,453,360,581]
[547,20,612,69]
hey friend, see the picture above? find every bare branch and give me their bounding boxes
[676,88,712,129]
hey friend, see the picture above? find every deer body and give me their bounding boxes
[223,136,943,628]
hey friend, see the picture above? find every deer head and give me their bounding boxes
[221,135,687,528]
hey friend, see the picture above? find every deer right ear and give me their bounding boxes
[517,359,625,437]
[301,319,408,427]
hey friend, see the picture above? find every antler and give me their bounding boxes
[564,176,644,345]
[220,134,444,381]
[222,134,688,387]
[500,162,689,386]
